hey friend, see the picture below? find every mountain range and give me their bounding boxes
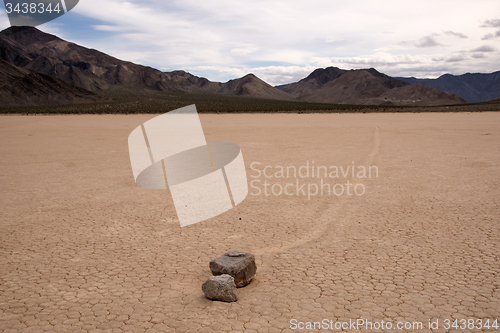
[396,72,500,103]
[1,26,497,107]
[0,26,294,100]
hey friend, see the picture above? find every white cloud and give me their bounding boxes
[444,31,468,39]
[471,45,496,52]
[480,18,500,40]
[414,35,443,48]
[230,46,259,56]
[481,19,500,28]
[482,33,495,40]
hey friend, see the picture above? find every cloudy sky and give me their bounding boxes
[1,0,499,85]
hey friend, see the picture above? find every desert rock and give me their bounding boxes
[210,251,257,287]
[202,274,238,302]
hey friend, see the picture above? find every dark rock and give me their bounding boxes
[202,274,237,302]
[210,251,256,287]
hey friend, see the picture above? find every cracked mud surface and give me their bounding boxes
[0,112,499,332]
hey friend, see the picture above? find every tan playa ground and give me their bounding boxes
[0,112,499,333]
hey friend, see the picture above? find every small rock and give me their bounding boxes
[210,251,256,287]
[202,274,238,302]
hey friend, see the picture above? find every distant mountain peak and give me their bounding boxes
[365,67,387,78]
[218,72,294,100]
[232,73,258,82]
[1,26,62,45]
[303,66,346,85]
[2,26,38,34]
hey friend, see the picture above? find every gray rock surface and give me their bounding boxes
[210,251,257,287]
[201,274,238,302]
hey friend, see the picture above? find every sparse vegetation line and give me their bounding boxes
[0,90,499,115]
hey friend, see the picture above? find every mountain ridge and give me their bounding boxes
[0,26,292,102]
[396,71,500,103]
[0,26,476,107]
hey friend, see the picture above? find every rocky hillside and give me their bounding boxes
[218,74,294,100]
[280,67,466,105]
[0,58,100,107]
